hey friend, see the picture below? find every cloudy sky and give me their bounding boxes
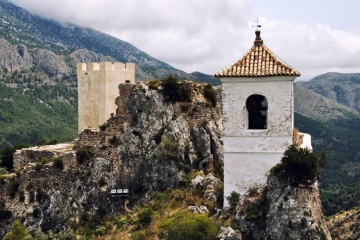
[8,0,360,81]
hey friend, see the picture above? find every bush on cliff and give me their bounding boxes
[270,145,327,185]
[76,147,93,164]
[161,75,190,102]
[203,84,217,107]
[158,210,218,240]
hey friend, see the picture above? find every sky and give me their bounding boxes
[8,0,360,81]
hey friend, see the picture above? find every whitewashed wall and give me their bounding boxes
[220,75,296,206]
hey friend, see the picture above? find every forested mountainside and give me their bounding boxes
[295,75,360,215]
[0,0,219,85]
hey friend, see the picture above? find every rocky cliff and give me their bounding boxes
[0,80,224,236]
[234,175,331,239]
[0,80,333,239]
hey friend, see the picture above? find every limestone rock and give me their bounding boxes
[188,205,209,214]
[217,226,242,240]
[191,173,205,188]
[235,174,331,240]
[204,173,222,202]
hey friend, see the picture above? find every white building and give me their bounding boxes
[215,30,301,204]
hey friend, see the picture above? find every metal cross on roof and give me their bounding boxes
[252,17,261,30]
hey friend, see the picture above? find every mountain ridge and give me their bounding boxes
[0,0,219,84]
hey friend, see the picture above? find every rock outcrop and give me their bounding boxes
[0,38,115,78]
[235,174,331,239]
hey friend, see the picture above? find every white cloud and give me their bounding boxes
[7,0,360,80]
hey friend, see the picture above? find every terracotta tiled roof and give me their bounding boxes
[215,30,300,78]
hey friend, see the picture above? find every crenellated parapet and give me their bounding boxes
[77,62,135,76]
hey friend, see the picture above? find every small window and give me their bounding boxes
[125,80,131,84]
[246,94,268,129]
[30,192,35,203]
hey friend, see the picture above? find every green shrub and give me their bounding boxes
[148,80,160,90]
[116,216,127,227]
[47,137,59,145]
[0,146,16,172]
[3,221,32,240]
[76,148,93,164]
[138,207,154,227]
[37,156,51,165]
[270,145,327,185]
[226,191,240,211]
[95,226,106,236]
[131,230,147,240]
[53,158,63,170]
[161,137,178,159]
[7,179,19,198]
[158,210,218,240]
[203,84,217,107]
[0,167,8,174]
[248,186,259,197]
[99,123,107,131]
[161,75,190,102]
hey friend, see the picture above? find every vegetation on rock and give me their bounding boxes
[203,83,217,107]
[161,75,191,102]
[270,145,327,185]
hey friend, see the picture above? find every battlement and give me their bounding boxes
[77,62,135,72]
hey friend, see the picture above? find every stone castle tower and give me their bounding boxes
[215,30,301,204]
[77,62,135,133]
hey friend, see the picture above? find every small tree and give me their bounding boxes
[226,191,240,211]
[270,145,327,185]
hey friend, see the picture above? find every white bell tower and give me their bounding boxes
[215,30,301,205]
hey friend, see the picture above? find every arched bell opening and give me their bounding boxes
[246,94,268,130]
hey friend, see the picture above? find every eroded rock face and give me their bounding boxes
[235,175,332,240]
[0,81,223,234]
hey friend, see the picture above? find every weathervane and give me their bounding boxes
[252,17,261,30]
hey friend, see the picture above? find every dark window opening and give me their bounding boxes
[30,192,35,203]
[125,80,131,84]
[246,94,268,129]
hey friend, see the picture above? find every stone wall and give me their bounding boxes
[13,143,75,170]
